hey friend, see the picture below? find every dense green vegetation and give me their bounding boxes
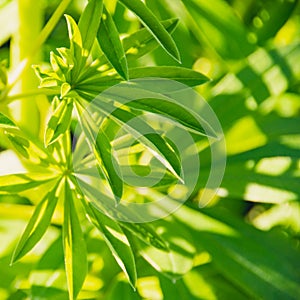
[0,0,299,299]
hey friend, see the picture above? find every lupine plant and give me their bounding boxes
[0,0,300,299]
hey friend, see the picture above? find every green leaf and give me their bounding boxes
[78,0,103,57]
[88,203,137,288]
[64,14,82,78]
[93,126,123,202]
[11,180,60,263]
[63,181,88,300]
[182,0,254,60]
[123,18,179,62]
[126,97,217,138]
[250,0,297,45]
[129,66,210,86]
[50,51,67,81]
[118,0,180,62]
[174,205,300,299]
[76,18,179,84]
[0,112,17,129]
[94,101,182,180]
[75,101,123,202]
[45,97,73,147]
[6,133,30,159]
[119,220,169,251]
[135,216,196,279]
[0,60,8,90]
[98,6,128,80]
[0,173,55,194]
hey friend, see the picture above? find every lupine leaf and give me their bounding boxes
[129,66,210,86]
[88,203,137,288]
[64,14,82,78]
[11,180,60,263]
[126,97,217,138]
[123,18,179,62]
[78,0,103,57]
[45,97,73,147]
[118,0,180,62]
[0,112,17,129]
[93,126,123,202]
[63,181,88,300]
[75,101,123,202]
[94,101,182,180]
[0,174,56,194]
[98,6,128,80]
[119,221,169,251]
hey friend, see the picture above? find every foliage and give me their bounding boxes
[0,0,300,299]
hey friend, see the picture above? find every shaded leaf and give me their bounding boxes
[182,0,254,60]
[174,205,300,299]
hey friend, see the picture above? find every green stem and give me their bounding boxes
[3,89,59,104]
[7,0,71,93]
[10,0,43,135]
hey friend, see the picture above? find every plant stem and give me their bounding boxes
[7,0,71,93]
[10,0,43,135]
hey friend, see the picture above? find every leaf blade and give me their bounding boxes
[63,181,88,300]
[129,66,210,86]
[11,180,60,264]
[97,6,128,80]
[88,203,137,288]
[119,0,181,62]
[45,98,73,147]
[78,0,103,56]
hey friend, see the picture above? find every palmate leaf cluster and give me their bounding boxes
[0,0,300,299]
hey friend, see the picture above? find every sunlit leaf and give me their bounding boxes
[63,181,88,300]
[45,97,73,147]
[118,0,181,62]
[98,6,128,80]
[78,0,103,57]
[75,101,123,202]
[129,66,210,86]
[94,101,182,180]
[0,173,56,194]
[64,14,82,78]
[123,18,179,63]
[87,203,137,288]
[0,112,17,129]
[11,180,60,263]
